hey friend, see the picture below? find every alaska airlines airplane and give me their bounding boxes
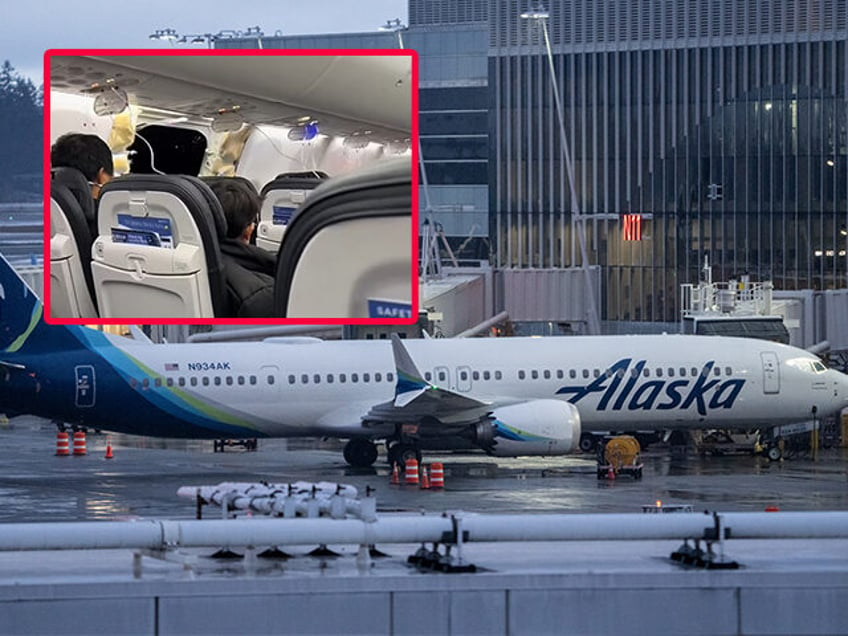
[2,255,847,467]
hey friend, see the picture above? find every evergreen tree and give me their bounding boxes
[0,60,42,201]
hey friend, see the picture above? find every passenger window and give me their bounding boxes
[178,377,185,387]
[268,375,275,385]
[725,367,732,376]
[226,376,233,386]
[363,373,370,382]
[327,374,334,384]
[190,377,198,386]
[667,368,674,377]
[679,367,686,377]
[238,376,245,385]
[142,378,150,389]
[437,371,445,382]
[570,370,577,379]
[288,375,295,384]
[340,373,346,383]
[713,367,721,376]
[631,369,639,378]
[352,373,359,383]
[166,378,174,387]
[154,378,162,387]
[483,371,490,380]
[643,369,650,377]
[656,368,663,377]
[531,370,538,380]
[249,376,257,385]
[543,370,551,379]
[691,367,698,377]
[425,372,432,382]
[582,369,589,379]
[214,377,221,386]
[593,369,600,378]
[460,371,468,381]
[519,370,526,380]
[202,377,209,386]
[313,374,321,384]
[130,378,138,389]
[387,372,394,382]
[375,373,382,382]
[556,370,563,379]
[495,371,502,380]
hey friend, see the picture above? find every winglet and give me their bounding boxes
[391,334,430,407]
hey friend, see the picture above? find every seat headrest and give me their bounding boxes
[51,167,96,226]
[260,171,329,197]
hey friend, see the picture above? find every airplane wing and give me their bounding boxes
[363,335,492,426]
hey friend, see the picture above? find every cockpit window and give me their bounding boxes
[787,358,828,374]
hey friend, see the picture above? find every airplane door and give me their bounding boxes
[760,352,780,394]
[74,365,95,407]
[456,366,472,392]
[434,366,451,389]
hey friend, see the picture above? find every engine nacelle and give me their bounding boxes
[483,399,581,456]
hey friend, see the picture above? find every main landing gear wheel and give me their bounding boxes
[343,439,378,468]
[579,433,597,453]
[388,443,422,469]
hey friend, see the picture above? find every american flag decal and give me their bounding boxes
[165,363,179,371]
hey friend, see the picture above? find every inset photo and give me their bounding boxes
[45,49,417,323]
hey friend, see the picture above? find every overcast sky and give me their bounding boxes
[3,0,408,84]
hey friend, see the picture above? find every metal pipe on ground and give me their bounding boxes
[0,512,846,552]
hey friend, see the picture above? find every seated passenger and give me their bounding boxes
[50,133,114,200]
[208,179,276,276]
[208,179,276,317]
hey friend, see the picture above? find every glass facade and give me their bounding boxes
[490,0,848,322]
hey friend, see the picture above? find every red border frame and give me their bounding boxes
[43,48,419,326]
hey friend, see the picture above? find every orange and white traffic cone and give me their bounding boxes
[55,431,70,456]
[429,462,445,489]
[104,436,114,460]
[420,466,430,490]
[390,463,400,485]
[72,431,86,456]
[404,458,419,486]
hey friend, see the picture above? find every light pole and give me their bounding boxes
[520,6,601,335]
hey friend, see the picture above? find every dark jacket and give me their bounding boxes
[220,239,276,317]
[220,240,276,277]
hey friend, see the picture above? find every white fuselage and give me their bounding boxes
[106,334,848,438]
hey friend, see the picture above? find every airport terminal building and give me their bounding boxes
[190,1,848,330]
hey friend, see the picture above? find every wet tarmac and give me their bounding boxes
[1,416,846,523]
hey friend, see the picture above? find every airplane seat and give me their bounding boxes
[273,159,412,318]
[91,175,229,318]
[49,168,98,318]
[51,167,98,237]
[256,171,329,253]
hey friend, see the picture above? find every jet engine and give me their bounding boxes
[474,399,581,456]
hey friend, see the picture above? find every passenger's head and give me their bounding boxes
[51,133,114,199]
[209,178,261,243]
